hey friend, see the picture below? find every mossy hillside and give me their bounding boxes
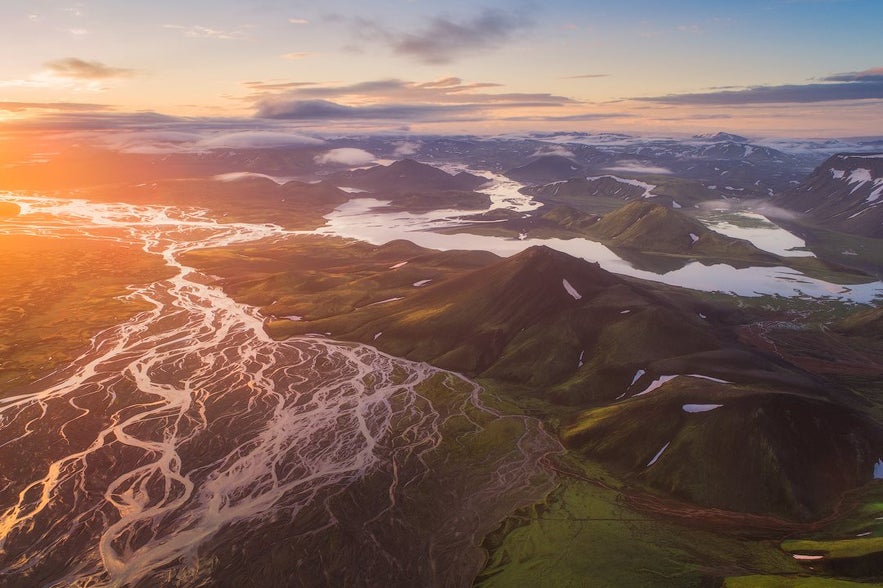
[538,204,600,233]
[561,379,883,521]
[754,479,883,580]
[268,246,742,387]
[744,307,883,423]
[181,235,498,320]
[194,239,829,411]
[286,246,621,374]
[477,472,803,588]
[486,298,723,405]
[588,200,778,262]
[724,576,875,587]
[521,174,722,212]
[835,305,883,340]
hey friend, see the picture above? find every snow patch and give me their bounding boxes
[213,172,289,184]
[634,374,731,397]
[562,278,582,300]
[634,375,678,396]
[647,442,670,467]
[630,369,646,386]
[874,459,883,479]
[586,174,657,198]
[620,309,631,314]
[389,261,408,269]
[366,297,404,307]
[412,279,432,287]
[682,404,723,413]
[672,200,682,209]
[578,350,585,368]
[687,374,731,384]
[792,554,825,561]
[373,332,382,340]
[689,233,699,244]
[284,315,303,321]
[846,168,873,193]
[830,169,846,179]
[866,179,883,203]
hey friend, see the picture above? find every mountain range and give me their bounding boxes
[776,154,883,238]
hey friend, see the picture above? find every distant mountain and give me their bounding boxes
[504,155,585,183]
[588,201,778,261]
[693,132,749,143]
[538,205,600,233]
[523,176,648,201]
[521,175,730,215]
[328,159,489,192]
[694,141,789,165]
[775,153,883,238]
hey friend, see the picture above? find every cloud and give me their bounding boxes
[822,67,883,83]
[531,145,575,158]
[197,131,325,149]
[243,81,318,92]
[604,162,673,175]
[104,129,325,153]
[163,24,247,40]
[101,130,207,153]
[1,111,194,131]
[675,24,703,34]
[250,77,578,124]
[501,112,631,122]
[314,148,376,166]
[637,67,883,105]
[289,18,309,25]
[246,78,563,106]
[281,52,311,60]
[0,101,111,113]
[345,9,529,64]
[562,74,609,80]
[392,140,421,156]
[256,98,475,121]
[44,58,134,80]
[0,59,135,92]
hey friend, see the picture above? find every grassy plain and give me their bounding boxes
[0,233,173,395]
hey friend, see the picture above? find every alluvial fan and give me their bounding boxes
[0,195,559,587]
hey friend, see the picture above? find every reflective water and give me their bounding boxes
[700,211,815,258]
[315,174,882,303]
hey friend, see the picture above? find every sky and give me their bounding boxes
[1,0,882,140]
